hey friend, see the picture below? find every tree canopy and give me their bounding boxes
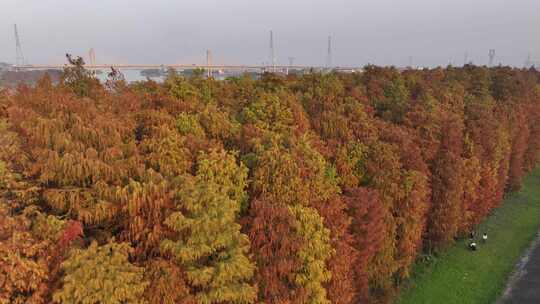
[0,62,539,303]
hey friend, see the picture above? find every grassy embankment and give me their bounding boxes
[399,167,540,304]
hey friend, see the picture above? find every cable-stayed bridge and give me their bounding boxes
[13,64,360,72]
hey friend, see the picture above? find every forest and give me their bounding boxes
[0,60,539,304]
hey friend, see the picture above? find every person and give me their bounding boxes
[469,241,477,251]
[469,230,475,240]
[482,233,488,243]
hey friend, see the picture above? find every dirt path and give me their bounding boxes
[497,230,540,303]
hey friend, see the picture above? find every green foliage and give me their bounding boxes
[293,136,341,201]
[240,93,295,134]
[176,113,206,138]
[0,161,6,188]
[140,125,192,178]
[1,65,539,304]
[288,205,334,304]
[198,105,240,142]
[53,241,148,304]
[335,141,368,188]
[195,149,249,210]
[378,77,410,122]
[252,144,305,206]
[161,150,256,304]
[61,54,101,98]
[29,210,66,241]
[399,168,540,304]
[165,70,200,100]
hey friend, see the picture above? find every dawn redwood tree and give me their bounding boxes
[377,122,430,279]
[345,187,387,303]
[493,108,512,207]
[361,141,402,292]
[139,124,193,178]
[0,206,50,304]
[251,143,306,206]
[118,173,174,259]
[394,170,430,279]
[161,150,256,304]
[427,108,465,250]
[463,101,502,222]
[249,138,336,303]
[0,63,539,304]
[194,149,249,211]
[0,123,79,304]
[6,82,137,228]
[334,141,369,189]
[314,196,358,304]
[53,241,148,304]
[459,134,482,233]
[523,102,540,172]
[288,204,334,304]
[507,104,530,192]
[243,199,307,304]
[143,259,193,304]
[239,92,296,136]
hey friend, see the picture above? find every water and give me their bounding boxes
[95,69,249,83]
[95,69,164,83]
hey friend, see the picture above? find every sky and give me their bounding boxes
[1,0,539,67]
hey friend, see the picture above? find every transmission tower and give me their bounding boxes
[288,56,295,67]
[14,24,26,66]
[285,57,295,75]
[464,51,469,66]
[326,35,332,69]
[525,53,532,68]
[488,49,496,67]
[269,30,276,72]
[206,49,213,78]
[88,48,96,66]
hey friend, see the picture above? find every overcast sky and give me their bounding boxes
[1,0,539,67]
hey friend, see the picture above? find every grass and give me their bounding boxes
[398,167,540,304]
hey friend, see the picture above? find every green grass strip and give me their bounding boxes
[398,167,540,304]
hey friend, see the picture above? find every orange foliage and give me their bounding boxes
[0,63,539,303]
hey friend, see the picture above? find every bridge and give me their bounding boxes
[13,64,361,72]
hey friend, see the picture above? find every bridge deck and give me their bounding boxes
[14,64,361,71]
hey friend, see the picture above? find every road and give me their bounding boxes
[498,231,540,303]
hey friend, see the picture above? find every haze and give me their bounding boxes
[2,0,539,67]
